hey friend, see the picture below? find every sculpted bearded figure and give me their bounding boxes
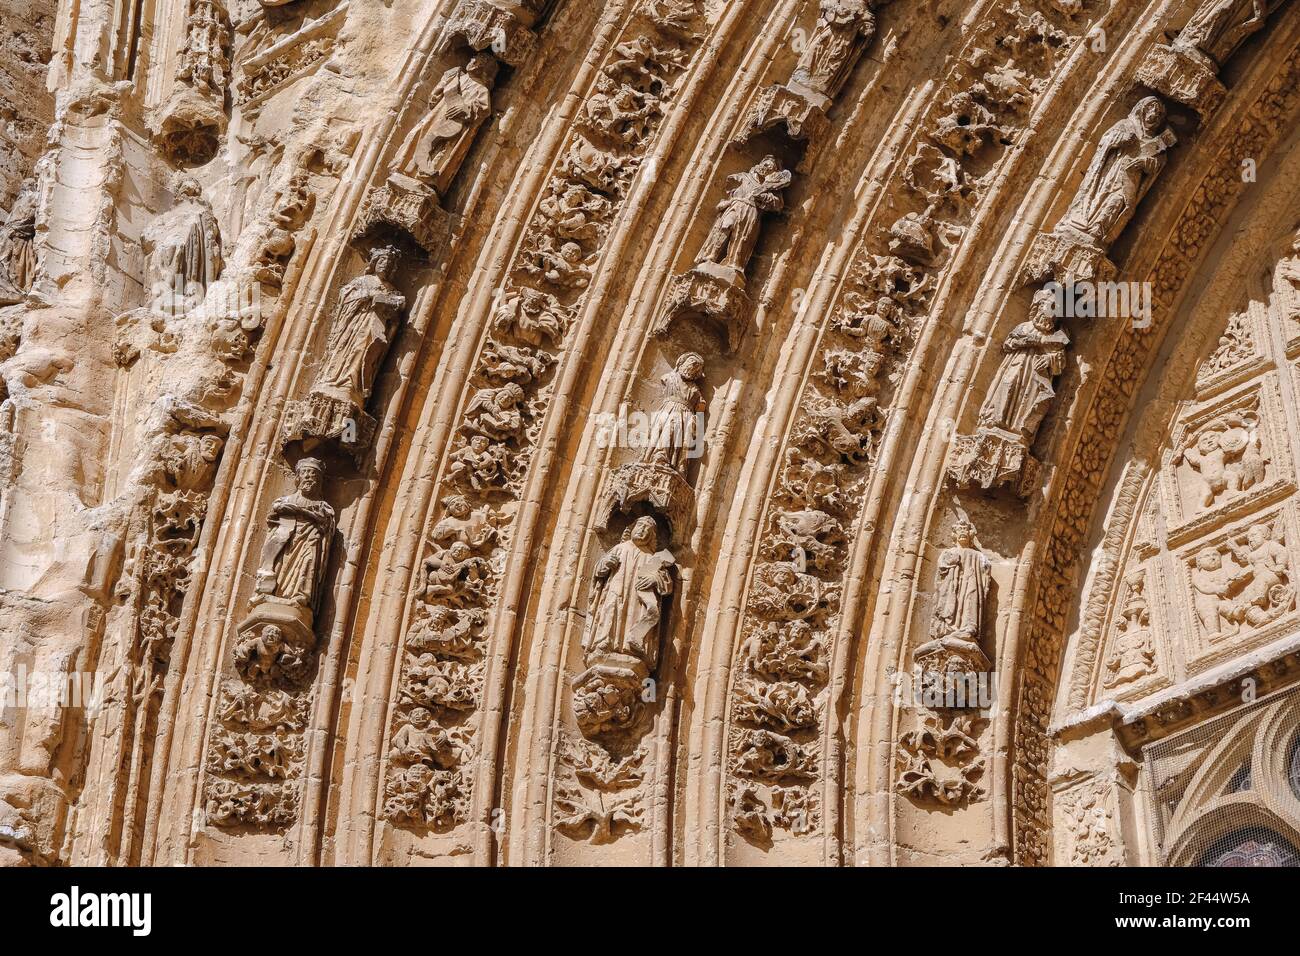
[1056,97,1174,249]
[253,457,336,613]
[0,180,38,305]
[396,54,499,196]
[977,289,1070,441]
[792,0,879,99]
[581,517,676,671]
[698,156,793,273]
[313,245,406,410]
[642,352,706,473]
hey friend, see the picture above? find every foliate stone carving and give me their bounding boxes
[0,179,38,305]
[1197,309,1258,391]
[1102,569,1155,688]
[572,517,676,739]
[283,245,407,462]
[653,157,791,349]
[1056,779,1121,865]
[235,3,347,109]
[156,0,232,165]
[443,0,546,67]
[554,736,646,844]
[1137,0,1280,116]
[895,712,986,806]
[596,352,705,541]
[949,288,1069,495]
[1024,97,1175,285]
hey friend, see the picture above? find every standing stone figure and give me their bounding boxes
[642,352,706,473]
[931,520,990,645]
[976,289,1070,442]
[0,180,37,304]
[253,457,336,613]
[396,54,499,196]
[145,176,223,316]
[1177,0,1275,67]
[698,156,793,273]
[313,245,406,411]
[1056,97,1174,249]
[792,0,878,99]
[581,516,675,671]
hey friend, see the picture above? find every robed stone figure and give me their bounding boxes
[793,0,879,99]
[976,289,1069,442]
[931,520,989,645]
[581,516,675,671]
[1178,0,1277,67]
[698,156,792,273]
[396,54,499,196]
[0,179,37,304]
[254,457,336,614]
[1057,97,1174,248]
[314,245,406,410]
[146,176,222,316]
[642,352,706,473]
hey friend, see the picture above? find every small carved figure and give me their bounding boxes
[792,0,879,99]
[1103,569,1155,688]
[976,289,1070,440]
[1176,0,1277,68]
[642,352,706,472]
[395,54,499,196]
[313,245,406,410]
[0,179,38,304]
[698,156,792,273]
[463,383,525,441]
[931,519,990,644]
[581,517,675,670]
[145,176,223,316]
[447,435,511,491]
[253,457,336,613]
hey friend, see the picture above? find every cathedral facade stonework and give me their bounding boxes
[2,0,1300,868]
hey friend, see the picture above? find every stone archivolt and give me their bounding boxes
[4,0,1300,870]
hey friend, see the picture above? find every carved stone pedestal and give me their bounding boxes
[1137,43,1225,117]
[948,426,1040,497]
[652,262,750,353]
[733,81,831,172]
[283,389,377,464]
[572,653,649,738]
[232,599,316,687]
[152,88,225,166]
[1022,228,1117,286]
[443,0,539,66]
[913,634,992,683]
[595,461,693,543]
[355,173,455,258]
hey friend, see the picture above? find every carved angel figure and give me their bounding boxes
[975,289,1069,440]
[792,0,879,99]
[581,516,675,670]
[463,383,525,441]
[253,457,336,613]
[1056,97,1174,248]
[931,520,990,644]
[396,54,498,196]
[698,156,793,273]
[642,352,706,472]
[313,245,406,410]
[1174,411,1267,510]
[0,179,38,304]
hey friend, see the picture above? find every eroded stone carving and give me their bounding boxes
[1103,569,1155,688]
[156,0,232,165]
[1025,97,1175,284]
[949,288,1069,495]
[0,180,38,305]
[554,736,646,844]
[396,54,498,198]
[1190,519,1294,639]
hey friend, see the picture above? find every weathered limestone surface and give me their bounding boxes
[3,0,1300,868]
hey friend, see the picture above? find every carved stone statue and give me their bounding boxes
[642,352,706,473]
[144,176,223,317]
[314,244,405,410]
[176,0,230,96]
[1177,0,1276,68]
[1056,97,1174,249]
[792,0,878,99]
[1174,409,1267,511]
[253,457,336,614]
[949,288,1068,494]
[0,179,38,305]
[698,156,793,273]
[930,519,990,647]
[395,54,499,196]
[572,517,676,737]
[1103,569,1155,688]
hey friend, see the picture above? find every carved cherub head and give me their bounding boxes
[1195,547,1222,571]
[1246,525,1269,550]
[1196,430,1221,453]
[497,382,525,408]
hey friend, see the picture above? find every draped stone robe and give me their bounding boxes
[931,541,990,643]
[314,272,406,409]
[977,319,1069,440]
[256,491,336,612]
[581,536,675,670]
